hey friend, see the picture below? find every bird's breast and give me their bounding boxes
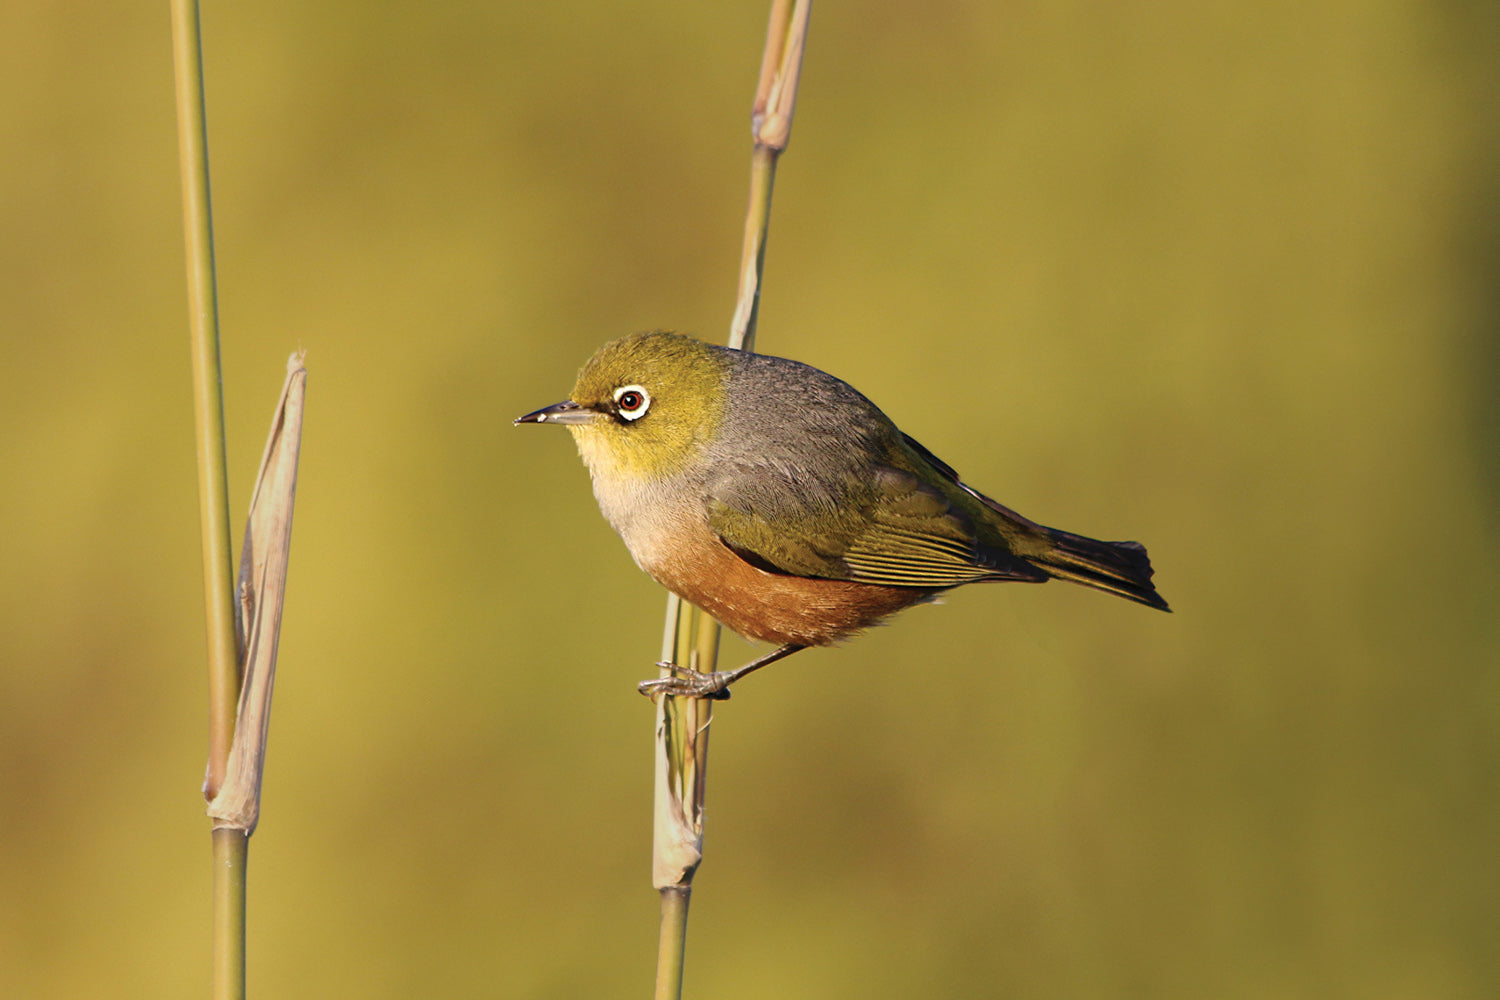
[644,513,937,647]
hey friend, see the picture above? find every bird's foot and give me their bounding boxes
[638,662,733,701]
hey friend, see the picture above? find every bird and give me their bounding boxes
[516,331,1169,699]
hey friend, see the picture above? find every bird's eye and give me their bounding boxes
[613,384,651,421]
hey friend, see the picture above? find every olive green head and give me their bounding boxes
[515,331,732,482]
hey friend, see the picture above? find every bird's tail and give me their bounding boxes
[945,462,1171,612]
[1028,527,1171,612]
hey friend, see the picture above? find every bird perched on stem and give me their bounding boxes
[517,332,1169,699]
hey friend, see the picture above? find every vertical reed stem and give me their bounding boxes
[169,2,245,997]
[171,0,238,799]
[210,829,249,997]
[650,3,812,997]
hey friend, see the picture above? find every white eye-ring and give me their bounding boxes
[613,384,651,421]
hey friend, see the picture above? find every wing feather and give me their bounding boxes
[706,450,1044,588]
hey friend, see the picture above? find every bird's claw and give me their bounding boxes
[638,661,733,701]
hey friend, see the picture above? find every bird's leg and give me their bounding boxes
[638,643,808,701]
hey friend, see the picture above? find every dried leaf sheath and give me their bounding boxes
[207,353,307,834]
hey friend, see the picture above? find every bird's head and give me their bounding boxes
[516,331,732,484]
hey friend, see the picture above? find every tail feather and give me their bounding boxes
[1029,528,1171,612]
[929,451,1171,612]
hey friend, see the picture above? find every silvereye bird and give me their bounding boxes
[517,331,1169,698]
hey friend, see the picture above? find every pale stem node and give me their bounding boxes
[652,599,717,888]
[751,0,811,152]
[730,0,812,352]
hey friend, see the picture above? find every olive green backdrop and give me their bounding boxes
[3,2,1497,997]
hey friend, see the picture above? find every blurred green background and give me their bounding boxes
[3,2,1498,997]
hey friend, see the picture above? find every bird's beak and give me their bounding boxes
[514,400,599,426]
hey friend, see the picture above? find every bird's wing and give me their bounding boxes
[705,450,1045,588]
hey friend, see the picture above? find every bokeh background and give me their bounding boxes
[4,2,1498,997]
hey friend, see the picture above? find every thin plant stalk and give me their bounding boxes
[651,2,811,997]
[169,1,245,997]
[731,0,810,353]
[651,593,695,1000]
[171,0,237,795]
[654,887,691,1000]
[210,831,248,997]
